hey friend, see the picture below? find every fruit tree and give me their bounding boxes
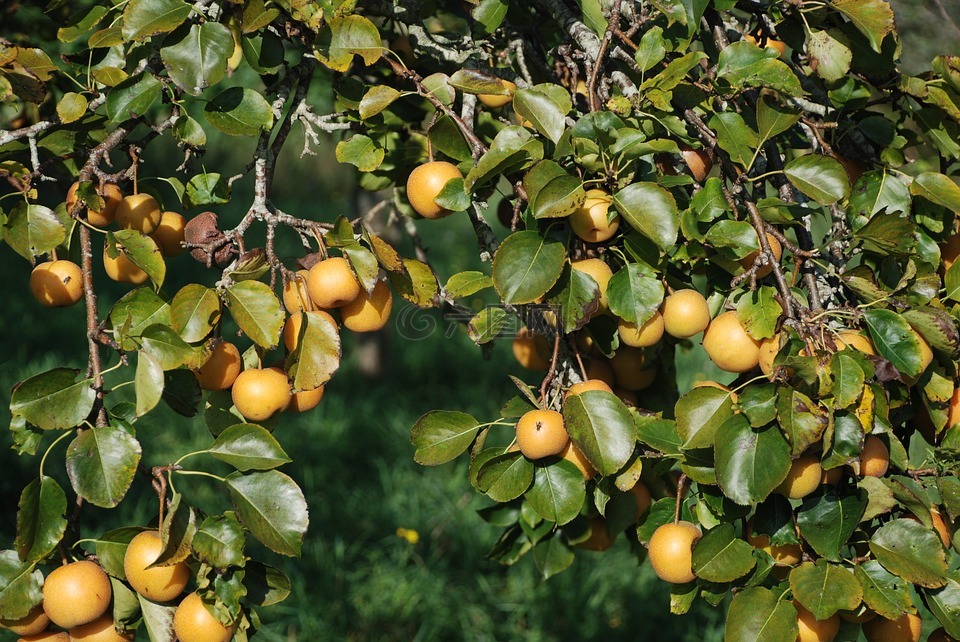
[2,0,960,640]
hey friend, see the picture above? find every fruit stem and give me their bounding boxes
[673,473,687,524]
[174,469,226,483]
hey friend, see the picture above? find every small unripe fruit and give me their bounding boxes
[776,454,823,499]
[863,612,921,642]
[231,367,291,422]
[67,182,122,227]
[69,614,134,641]
[740,233,783,279]
[512,327,551,371]
[30,260,83,307]
[648,521,701,584]
[571,258,614,312]
[103,246,148,285]
[306,257,361,309]
[516,409,569,459]
[282,269,312,313]
[150,211,186,256]
[859,435,889,478]
[796,602,840,642]
[173,593,235,642]
[194,342,242,391]
[0,605,49,636]
[618,312,664,348]
[477,79,517,108]
[570,189,619,243]
[561,441,595,479]
[123,530,190,602]
[42,560,111,629]
[566,379,613,397]
[406,161,463,219]
[341,280,393,333]
[661,290,710,338]
[702,311,762,373]
[288,385,325,413]
[115,193,162,234]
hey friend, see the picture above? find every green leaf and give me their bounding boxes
[612,182,679,252]
[204,87,274,137]
[467,306,510,344]
[796,489,867,562]
[192,512,245,570]
[855,560,912,620]
[606,263,664,326]
[854,212,916,256]
[223,280,284,349]
[926,578,960,640]
[635,26,666,72]
[492,231,566,304]
[241,0,279,32]
[66,426,142,508]
[135,352,164,416]
[242,32,285,75]
[831,355,865,410]
[736,287,782,340]
[209,424,291,472]
[776,388,829,456]
[547,267,600,332]
[807,29,853,82]
[676,386,736,449]
[756,95,801,142]
[472,0,509,34]
[562,390,637,476]
[910,172,960,212]
[109,288,170,352]
[10,368,95,430]
[465,126,544,191]
[710,112,759,167]
[245,561,291,606]
[112,230,165,287]
[903,307,960,357]
[739,384,778,428]
[444,271,493,298]
[92,527,141,579]
[316,14,382,71]
[122,0,191,41]
[832,0,895,53]
[862,309,924,379]
[286,311,341,391]
[358,85,402,120]
[783,155,850,205]
[869,518,947,588]
[226,470,308,556]
[691,523,756,583]
[161,22,233,95]
[514,88,566,144]
[4,202,66,260]
[411,411,480,466]
[170,284,221,343]
[57,92,88,124]
[57,5,109,43]
[717,41,803,95]
[715,415,791,506]
[433,177,470,213]
[336,135,385,172]
[15,476,67,564]
[106,73,161,122]
[525,460,585,525]
[523,161,585,219]
[723,586,799,642]
[0,551,43,620]
[477,452,535,502]
[789,560,862,619]
[184,173,231,208]
[532,534,575,581]
[137,594,176,642]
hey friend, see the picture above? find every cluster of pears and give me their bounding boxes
[193,254,393,422]
[0,530,231,642]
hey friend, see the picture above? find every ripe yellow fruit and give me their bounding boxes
[821,467,843,486]
[745,33,787,57]
[42,560,111,629]
[776,454,823,499]
[928,627,955,642]
[150,211,186,257]
[839,607,876,624]
[516,409,569,459]
[746,529,802,566]
[513,327,551,371]
[615,387,638,406]
[609,347,648,391]
[908,505,952,548]
[30,260,83,307]
[834,330,875,355]
[102,245,148,285]
[577,515,616,551]
[173,593,235,642]
[69,614,134,641]
[115,193,162,234]
[569,189,619,243]
[16,631,69,642]
[702,311,762,373]
[585,358,616,387]
[406,161,463,219]
[283,310,338,352]
[0,605,49,636]
[740,233,783,279]
[796,602,840,642]
[194,341,242,391]
[648,521,701,584]
[341,280,394,332]
[618,312,664,348]
[571,258,614,312]
[860,435,890,478]
[123,530,190,602]
[942,235,960,273]
[306,257,361,309]
[282,269,312,313]
[231,367,291,422]
[67,182,122,227]
[759,335,780,376]
[902,330,933,386]
[692,380,738,399]
[477,79,517,108]
[661,289,710,338]
[566,379,613,397]
[288,385,325,413]
[680,145,713,183]
[863,612,922,642]
[561,441,596,479]
[630,481,652,519]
